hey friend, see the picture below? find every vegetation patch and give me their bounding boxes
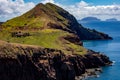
[11,31,30,37]
[0,29,87,55]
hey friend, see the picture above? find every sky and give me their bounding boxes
[0,0,120,21]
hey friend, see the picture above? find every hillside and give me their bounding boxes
[2,3,112,40]
[0,3,112,55]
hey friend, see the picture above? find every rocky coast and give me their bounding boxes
[0,41,112,80]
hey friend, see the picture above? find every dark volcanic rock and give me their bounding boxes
[0,43,112,80]
[63,34,83,46]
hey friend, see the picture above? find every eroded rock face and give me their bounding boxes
[63,34,83,46]
[0,45,112,80]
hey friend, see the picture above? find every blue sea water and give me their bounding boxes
[80,21,120,80]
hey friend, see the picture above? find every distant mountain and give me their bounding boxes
[106,18,118,21]
[79,17,101,22]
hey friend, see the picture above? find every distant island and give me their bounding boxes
[78,17,119,23]
[106,18,118,21]
[78,17,101,22]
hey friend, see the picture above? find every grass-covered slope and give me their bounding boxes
[0,29,87,55]
[2,3,70,30]
[0,3,112,55]
[2,3,112,40]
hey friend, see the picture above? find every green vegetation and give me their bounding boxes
[2,16,46,29]
[0,3,88,55]
[0,29,63,48]
[0,29,87,55]
[2,3,70,30]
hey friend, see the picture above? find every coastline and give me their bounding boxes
[76,60,113,80]
[0,41,112,80]
[76,68,102,80]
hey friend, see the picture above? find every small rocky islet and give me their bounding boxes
[0,3,112,80]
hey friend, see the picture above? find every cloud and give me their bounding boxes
[40,0,120,20]
[41,0,55,4]
[0,0,35,21]
[1,0,120,21]
[62,1,120,20]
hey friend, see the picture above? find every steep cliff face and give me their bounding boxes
[0,41,112,80]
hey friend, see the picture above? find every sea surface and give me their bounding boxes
[80,21,120,80]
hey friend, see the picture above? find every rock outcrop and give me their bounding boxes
[0,41,112,80]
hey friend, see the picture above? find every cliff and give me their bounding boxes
[0,41,112,80]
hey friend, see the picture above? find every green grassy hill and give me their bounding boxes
[2,3,71,30]
[0,3,112,55]
[0,29,87,55]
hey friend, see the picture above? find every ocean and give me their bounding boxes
[80,21,120,80]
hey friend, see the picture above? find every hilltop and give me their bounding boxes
[2,3,112,40]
